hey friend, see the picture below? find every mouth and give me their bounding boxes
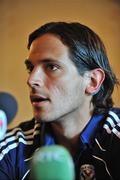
[30,95,50,106]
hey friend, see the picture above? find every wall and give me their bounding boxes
[0,0,120,128]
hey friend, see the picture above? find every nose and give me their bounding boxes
[27,66,44,88]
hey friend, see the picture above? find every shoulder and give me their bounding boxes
[94,107,120,155]
[103,107,120,138]
[0,118,41,161]
[92,108,120,180]
[95,108,120,155]
[93,108,120,154]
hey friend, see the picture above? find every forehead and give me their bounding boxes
[28,33,70,61]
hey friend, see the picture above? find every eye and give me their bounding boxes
[25,59,34,73]
[46,63,60,72]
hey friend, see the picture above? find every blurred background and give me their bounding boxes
[0,0,120,128]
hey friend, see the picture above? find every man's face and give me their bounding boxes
[26,33,89,122]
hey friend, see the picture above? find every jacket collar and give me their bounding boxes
[42,114,105,147]
[80,114,104,145]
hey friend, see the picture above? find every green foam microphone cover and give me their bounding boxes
[31,145,75,180]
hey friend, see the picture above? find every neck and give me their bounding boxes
[51,102,93,155]
[51,102,93,138]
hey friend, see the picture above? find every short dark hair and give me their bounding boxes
[27,22,119,115]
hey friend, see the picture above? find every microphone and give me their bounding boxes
[0,92,18,140]
[30,145,75,180]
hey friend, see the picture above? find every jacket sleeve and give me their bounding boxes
[0,146,15,180]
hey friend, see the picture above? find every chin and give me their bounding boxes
[34,112,51,122]
[33,108,62,123]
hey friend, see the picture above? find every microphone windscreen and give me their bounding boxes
[0,92,18,124]
[31,145,75,180]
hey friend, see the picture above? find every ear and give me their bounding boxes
[85,68,105,95]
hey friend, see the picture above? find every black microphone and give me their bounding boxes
[0,92,18,140]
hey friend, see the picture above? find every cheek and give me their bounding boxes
[50,80,81,101]
[48,76,86,101]
[50,84,68,97]
[47,81,70,104]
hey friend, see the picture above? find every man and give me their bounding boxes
[0,22,120,180]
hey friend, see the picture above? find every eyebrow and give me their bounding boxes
[24,59,33,68]
[24,59,30,64]
[24,59,32,65]
[24,59,34,73]
[24,58,62,66]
